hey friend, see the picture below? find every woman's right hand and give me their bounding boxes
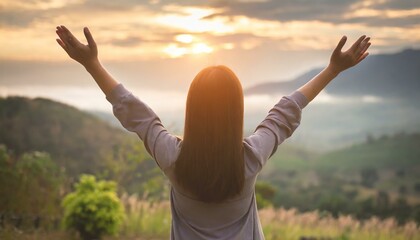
[328,35,371,75]
[56,25,98,68]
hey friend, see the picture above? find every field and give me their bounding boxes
[1,195,419,240]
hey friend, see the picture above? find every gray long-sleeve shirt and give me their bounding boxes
[106,84,308,240]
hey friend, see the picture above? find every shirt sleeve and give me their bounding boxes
[243,91,308,172]
[105,84,182,171]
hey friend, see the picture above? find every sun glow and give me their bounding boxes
[162,42,213,58]
[175,34,194,43]
[154,6,233,34]
[191,43,213,54]
[163,44,188,58]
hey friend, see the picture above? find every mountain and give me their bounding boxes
[245,49,420,101]
[0,96,156,182]
[0,97,124,175]
[243,49,420,149]
[0,96,169,196]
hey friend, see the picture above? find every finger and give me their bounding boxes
[83,27,97,49]
[56,38,68,52]
[356,52,369,64]
[350,35,366,51]
[359,42,371,56]
[60,25,81,47]
[361,36,370,45]
[56,26,72,47]
[56,28,71,47]
[356,37,370,55]
[60,25,75,38]
[56,39,71,56]
[334,36,347,53]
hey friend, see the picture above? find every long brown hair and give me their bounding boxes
[175,65,245,203]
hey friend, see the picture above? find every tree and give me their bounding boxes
[0,145,62,216]
[375,190,390,217]
[62,175,125,240]
[392,197,411,224]
[414,182,420,193]
[255,181,276,209]
[360,168,379,188]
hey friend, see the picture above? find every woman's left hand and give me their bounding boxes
[328,35,371,74]
[56,25,98,68]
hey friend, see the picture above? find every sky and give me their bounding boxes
[0,0,419,127]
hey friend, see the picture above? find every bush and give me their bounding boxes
[256,181,277,209]
[62,175,125,240]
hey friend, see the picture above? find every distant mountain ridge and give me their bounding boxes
[0,96,127,175]
[0,96,169,195]
[245,49,420,101]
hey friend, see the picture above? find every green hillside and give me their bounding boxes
[263,133,420,177]
[0,96,123,174]
[259,134,420,223]
[0,96,164,196]
[314,133,420,171]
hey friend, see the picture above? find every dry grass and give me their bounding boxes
[1,194,419,240]
[259,207,419,240]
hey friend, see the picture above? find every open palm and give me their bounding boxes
[56,25,98,67]
[329,35,371,74]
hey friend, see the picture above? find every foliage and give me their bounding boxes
[360,168,379,188]
[260,133,420,225]
[62,175,125,240]
[0,96,137,177]
[256,181,277,209]
[104,138,168,200]
[0,96,166,198]
[0,145,63,216]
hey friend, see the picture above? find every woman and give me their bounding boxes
[56,25,371,239]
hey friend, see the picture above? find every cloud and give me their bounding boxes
[372,0,420,10]
[2,0,419,28]
[211,0,357,22]
[0,0,84,10]
[0,0,419,62]
[191,0,420,30]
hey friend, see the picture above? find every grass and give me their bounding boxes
[120,193,171,239]
[259,207,419,240]
[1,195,419,240]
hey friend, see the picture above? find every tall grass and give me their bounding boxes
[120,193,171,239]
[259,207,419,240]
[2,194,419,239]
[119,194,419,240]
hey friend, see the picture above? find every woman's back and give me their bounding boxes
[106,84,308,239]
[168,173,260,239]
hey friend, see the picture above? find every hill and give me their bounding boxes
[263,132,420,189]
[260,133,420,217]
[0,96,124,174]
[313,132,420,171]
[0,96,164,196]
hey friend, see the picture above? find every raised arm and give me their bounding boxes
[298,35,371,102]
[55,25,118,95]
